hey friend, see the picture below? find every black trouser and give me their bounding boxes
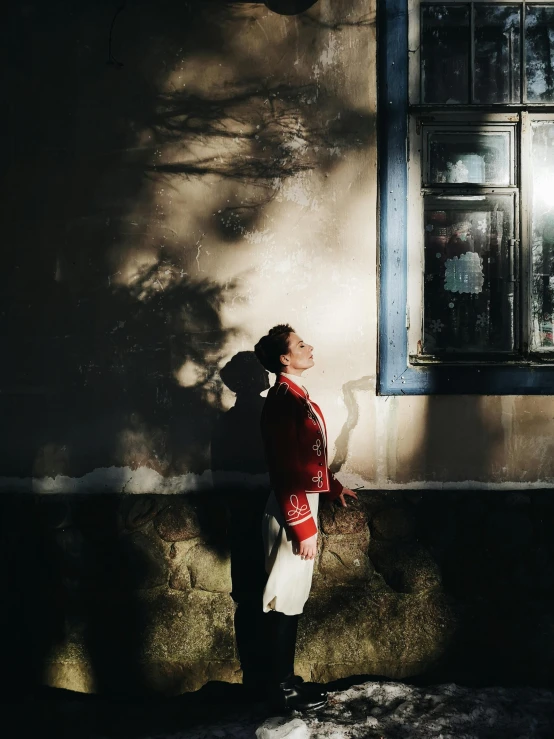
[229,492,268,689]
[264,610,299,685]
[234,597,267,687]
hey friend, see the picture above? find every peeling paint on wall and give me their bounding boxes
[319,35,339,68]
[0,468,270,495]
[2,469,554,494]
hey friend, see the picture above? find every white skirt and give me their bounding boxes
[262,491,319,616]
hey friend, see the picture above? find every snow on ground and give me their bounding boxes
[167,681,554,739]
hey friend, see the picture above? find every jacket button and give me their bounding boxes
[319,462,323,466]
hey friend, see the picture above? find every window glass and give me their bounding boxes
[423,196,515,354]
[526,5,554,102]
[413,3,554,366]
[422,4,470,103]
[531,121,554,349]
[427,130,512,185]
[475,5,521,103]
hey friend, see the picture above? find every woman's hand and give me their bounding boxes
[338,488,358,507]
[298,533,318,560]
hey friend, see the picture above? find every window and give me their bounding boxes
[379,0,554,392]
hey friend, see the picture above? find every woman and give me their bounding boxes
[254,324,357,711]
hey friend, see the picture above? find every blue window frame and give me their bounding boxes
[378,0,554,394]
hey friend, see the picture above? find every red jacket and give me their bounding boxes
[260,373,344,542]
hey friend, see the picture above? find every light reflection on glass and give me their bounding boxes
[475,5,521,103]
[531,121,554,349]
[423,197,514,354]
[422,5,470,103]
[428,132,511,185]
[526,6,554,102]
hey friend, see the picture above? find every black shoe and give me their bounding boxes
[269,675,327,712]
[288,674,328,699]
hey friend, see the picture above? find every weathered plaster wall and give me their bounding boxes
[4,0,554,698]
[5,1,554,493]
[3,0,378,492]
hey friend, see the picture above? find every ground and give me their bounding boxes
[10,679,554,739]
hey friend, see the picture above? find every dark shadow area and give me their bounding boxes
[72,496,155,696]
[264,0,320,16]
[145,81,372,191]
[0,682,265,739]
[211,351,271,691]
[220,1,320,16]
[3,1,243,482]
[0,497,61,700]
[2,0,375,700]
[2,0,374,479]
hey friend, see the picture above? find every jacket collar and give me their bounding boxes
[276,372,308,398]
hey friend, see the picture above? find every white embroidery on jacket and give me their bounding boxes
[287,494,309,520]
[278,380,303,399]
[301,398,318,426]
[312,439,322,456]
[311,471,323,489]
[289,514,313,527]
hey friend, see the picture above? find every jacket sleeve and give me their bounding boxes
[327,469,344,500]
[261,396,318,544]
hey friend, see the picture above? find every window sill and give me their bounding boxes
[410,354,554,367]
[380,362,554,395]
[410,355,530,367]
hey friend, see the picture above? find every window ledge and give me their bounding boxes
[380,363,554,395]
[410,354,537,367]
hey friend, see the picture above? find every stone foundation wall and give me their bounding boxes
[3,489,554,695]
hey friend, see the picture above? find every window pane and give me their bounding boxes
[422,5,470,103]
[526,6,554,102]
[427,130,512,185]
[475,5,521,103]
[531,121,554,350]
[423,196,515,354]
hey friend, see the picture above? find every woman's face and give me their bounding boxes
[281,332,314,374]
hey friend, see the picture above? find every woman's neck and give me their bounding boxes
[280,372,306,389]
[283,370,304,377]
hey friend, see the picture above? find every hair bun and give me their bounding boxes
[254,324,295,375]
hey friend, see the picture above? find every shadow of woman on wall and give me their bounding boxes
[211,351,271,696]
